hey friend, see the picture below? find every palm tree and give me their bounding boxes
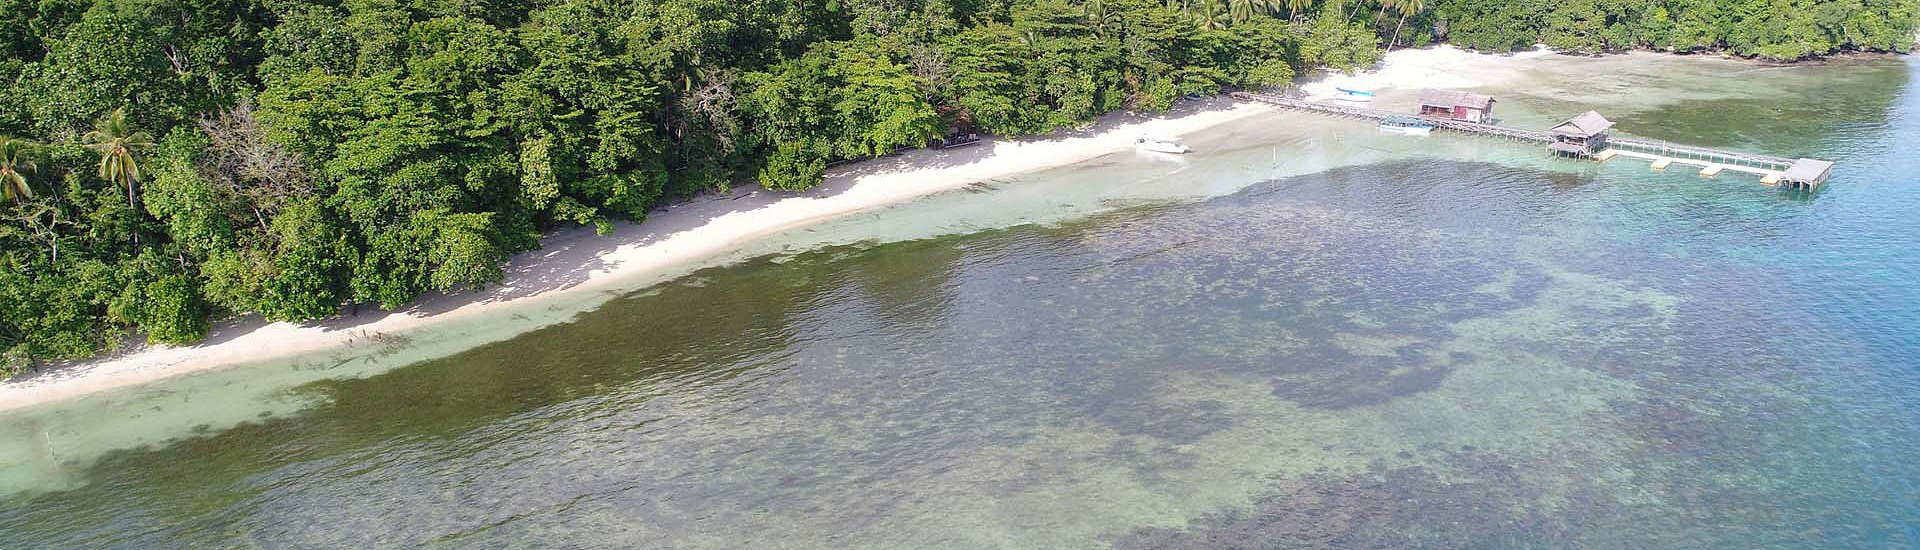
[1342,0,1368,23]
[1383,0,1425,52]
[1085,0,1125,37]
[1192,0,1229,29]
[1229,0,1254,23]
[1229,0,1283,23]
[0,136,37,204]
[1286,0,1313,20]
[82,108,155,209]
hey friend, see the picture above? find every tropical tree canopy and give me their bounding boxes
[0,0,1914,373]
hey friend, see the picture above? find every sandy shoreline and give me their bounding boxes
[1,44,1620,413]
[1296,46,1557,100]
[0,96,1281,413]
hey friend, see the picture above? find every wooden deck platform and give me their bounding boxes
[1606,149,1776,179]
[1230,92,1833,191]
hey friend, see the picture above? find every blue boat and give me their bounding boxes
[1334,87,1376,102]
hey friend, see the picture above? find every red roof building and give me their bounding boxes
[1416,90,1496,124]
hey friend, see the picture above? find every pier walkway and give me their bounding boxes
[1230,92,1833,190]
[1602,149,1775,179]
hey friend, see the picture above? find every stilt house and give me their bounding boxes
[1548,111,1614,158]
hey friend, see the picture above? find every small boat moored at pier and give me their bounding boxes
[1378,116,1435,136]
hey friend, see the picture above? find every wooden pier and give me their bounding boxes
[1229,92,1834,190]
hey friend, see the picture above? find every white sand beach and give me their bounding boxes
[0,45,1557,414]
[3,101,1284,413]
[1298,45,1557,100]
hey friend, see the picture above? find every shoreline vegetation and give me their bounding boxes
[0,98,1275,412]
[2,0,1917,404]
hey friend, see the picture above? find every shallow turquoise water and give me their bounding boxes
[2,55,1917,548]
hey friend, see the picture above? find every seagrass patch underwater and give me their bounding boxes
[3,55,1919,549]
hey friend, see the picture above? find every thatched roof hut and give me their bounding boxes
[1549,111,1614,138]
[1547,111,1615,157]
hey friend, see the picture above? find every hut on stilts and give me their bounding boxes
[1547,111,1614,158]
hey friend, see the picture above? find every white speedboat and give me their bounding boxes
[1378,116,1435,136]
[1135,134,1191,154]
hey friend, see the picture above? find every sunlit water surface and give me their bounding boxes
[2,54,1917,548]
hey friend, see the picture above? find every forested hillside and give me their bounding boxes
[0,0,1914,373]
[1429,0,1920,58]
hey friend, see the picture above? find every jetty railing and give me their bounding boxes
[1230,92,1550,142]
[1229,91,1830,189]
[1604,137,1795,172]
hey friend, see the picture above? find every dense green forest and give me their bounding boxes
[1428,0,1920,58]
[0,0,1913,374]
